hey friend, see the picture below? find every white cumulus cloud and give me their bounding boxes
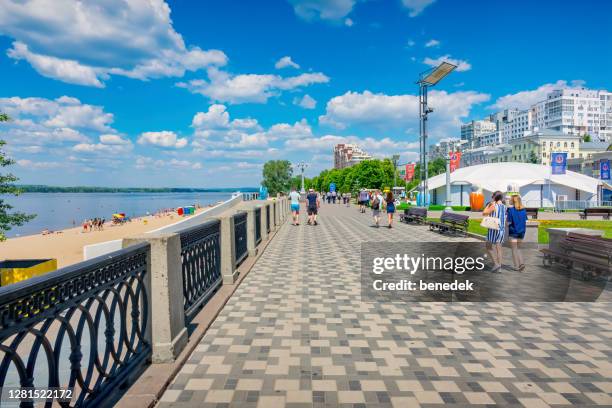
[401,0,436,17]
[490,80,586,111]
[319,89,490,138]
[293,94,317,109]
[288,0,356,21]
[0,0,227,87]
[138,131,188,148]
[275,56,300,69]
[423,55,471,72]
[177,67,329,104]
[425,39,440,47]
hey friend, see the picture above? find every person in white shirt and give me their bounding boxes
[289,187,301,226]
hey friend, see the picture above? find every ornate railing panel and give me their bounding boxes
[266,206,270,233]
[255,208,262,245]
[233,212,248,267]
[0,243,151,408]
[179,220,222,321]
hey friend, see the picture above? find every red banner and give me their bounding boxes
[405,163,415,181]
[449,151,461,173]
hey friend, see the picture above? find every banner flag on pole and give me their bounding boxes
[449,151,461,173]
[405,163,415,181]
[551,152,567,175]
[601,159,611,180]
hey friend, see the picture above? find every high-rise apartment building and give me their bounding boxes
[460,120,497,145]
[333,143,372,169]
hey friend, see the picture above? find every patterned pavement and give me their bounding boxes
[157,202,612,408]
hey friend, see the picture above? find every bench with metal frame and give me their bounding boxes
[429,211,469,236]
[541,232,612,280]
[580,208,611,220]
[400,207,427,224]
[525,207,539,219]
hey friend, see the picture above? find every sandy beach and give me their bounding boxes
[0,209,208,268]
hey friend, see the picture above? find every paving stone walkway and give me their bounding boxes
[158,203,612,408]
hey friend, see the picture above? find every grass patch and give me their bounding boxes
[434,218,612,244]
[535,220,612,243]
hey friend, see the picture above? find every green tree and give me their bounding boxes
[583,133,592,142]
[1,114,35,240]
[528,151,538,164]
[262,160,293,195]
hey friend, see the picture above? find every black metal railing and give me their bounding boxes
[266,205,270,233]
[0,243,151,407]
[233,212,248,267]
[255,208,262,245]
[179,220,222,321]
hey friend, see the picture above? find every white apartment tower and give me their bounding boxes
[333,143,372,169]
[460,120,497,145]
[539,88,612,141]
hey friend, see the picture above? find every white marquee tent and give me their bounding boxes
[426,162,610,207]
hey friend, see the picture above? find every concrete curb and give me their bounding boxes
[116,217,289,408]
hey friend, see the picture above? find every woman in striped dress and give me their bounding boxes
[483,191,506,273]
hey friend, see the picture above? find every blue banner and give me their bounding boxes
[601,159,611,180]
[329,183,336,192]
[551,152,567,175]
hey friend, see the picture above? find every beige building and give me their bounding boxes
[333,143,372,169]
[510,129,581,166]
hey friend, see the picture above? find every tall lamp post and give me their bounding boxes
[296,162,308,194]
[392,154,400,189]
[416,62,457,206]
[444,139,457,209]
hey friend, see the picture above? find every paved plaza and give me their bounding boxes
[158,203,612,408]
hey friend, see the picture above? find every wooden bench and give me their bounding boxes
[429,211,469,236]
[580,208,611,220]
[541,232,612,280]
[400,207,427,224]
[525,207,539,219]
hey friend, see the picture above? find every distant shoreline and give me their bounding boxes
[15,185,259,193]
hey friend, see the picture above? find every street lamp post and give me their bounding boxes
[445,139,456,209]
[416,62,457,206]
[296,162,308,194]
[392,154,400,189]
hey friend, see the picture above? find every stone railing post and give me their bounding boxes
[260,204,269,242]
[274,201,281,226]
[219,215,239,284]
[246,207,257,256]
[122,233,188,363]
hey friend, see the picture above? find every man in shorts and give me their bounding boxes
[306,188,320,225]
[289,186,301,225]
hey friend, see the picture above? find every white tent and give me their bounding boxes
[427,162,608,207]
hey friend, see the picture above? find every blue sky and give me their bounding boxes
[0,0,610,187]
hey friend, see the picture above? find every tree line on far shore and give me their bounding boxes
[262,157,447,196]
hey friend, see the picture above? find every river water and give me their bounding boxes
[3,192,233,237]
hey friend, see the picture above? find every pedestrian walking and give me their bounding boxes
[306,188,320,225]
[371,189,384,227]
[289,186,301,226]
[331,190,337,204]
[385,191,396,228]
[345,191,351,207]
[507,194,527,271]
[358,189,368,213]
[482,190,506,273]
